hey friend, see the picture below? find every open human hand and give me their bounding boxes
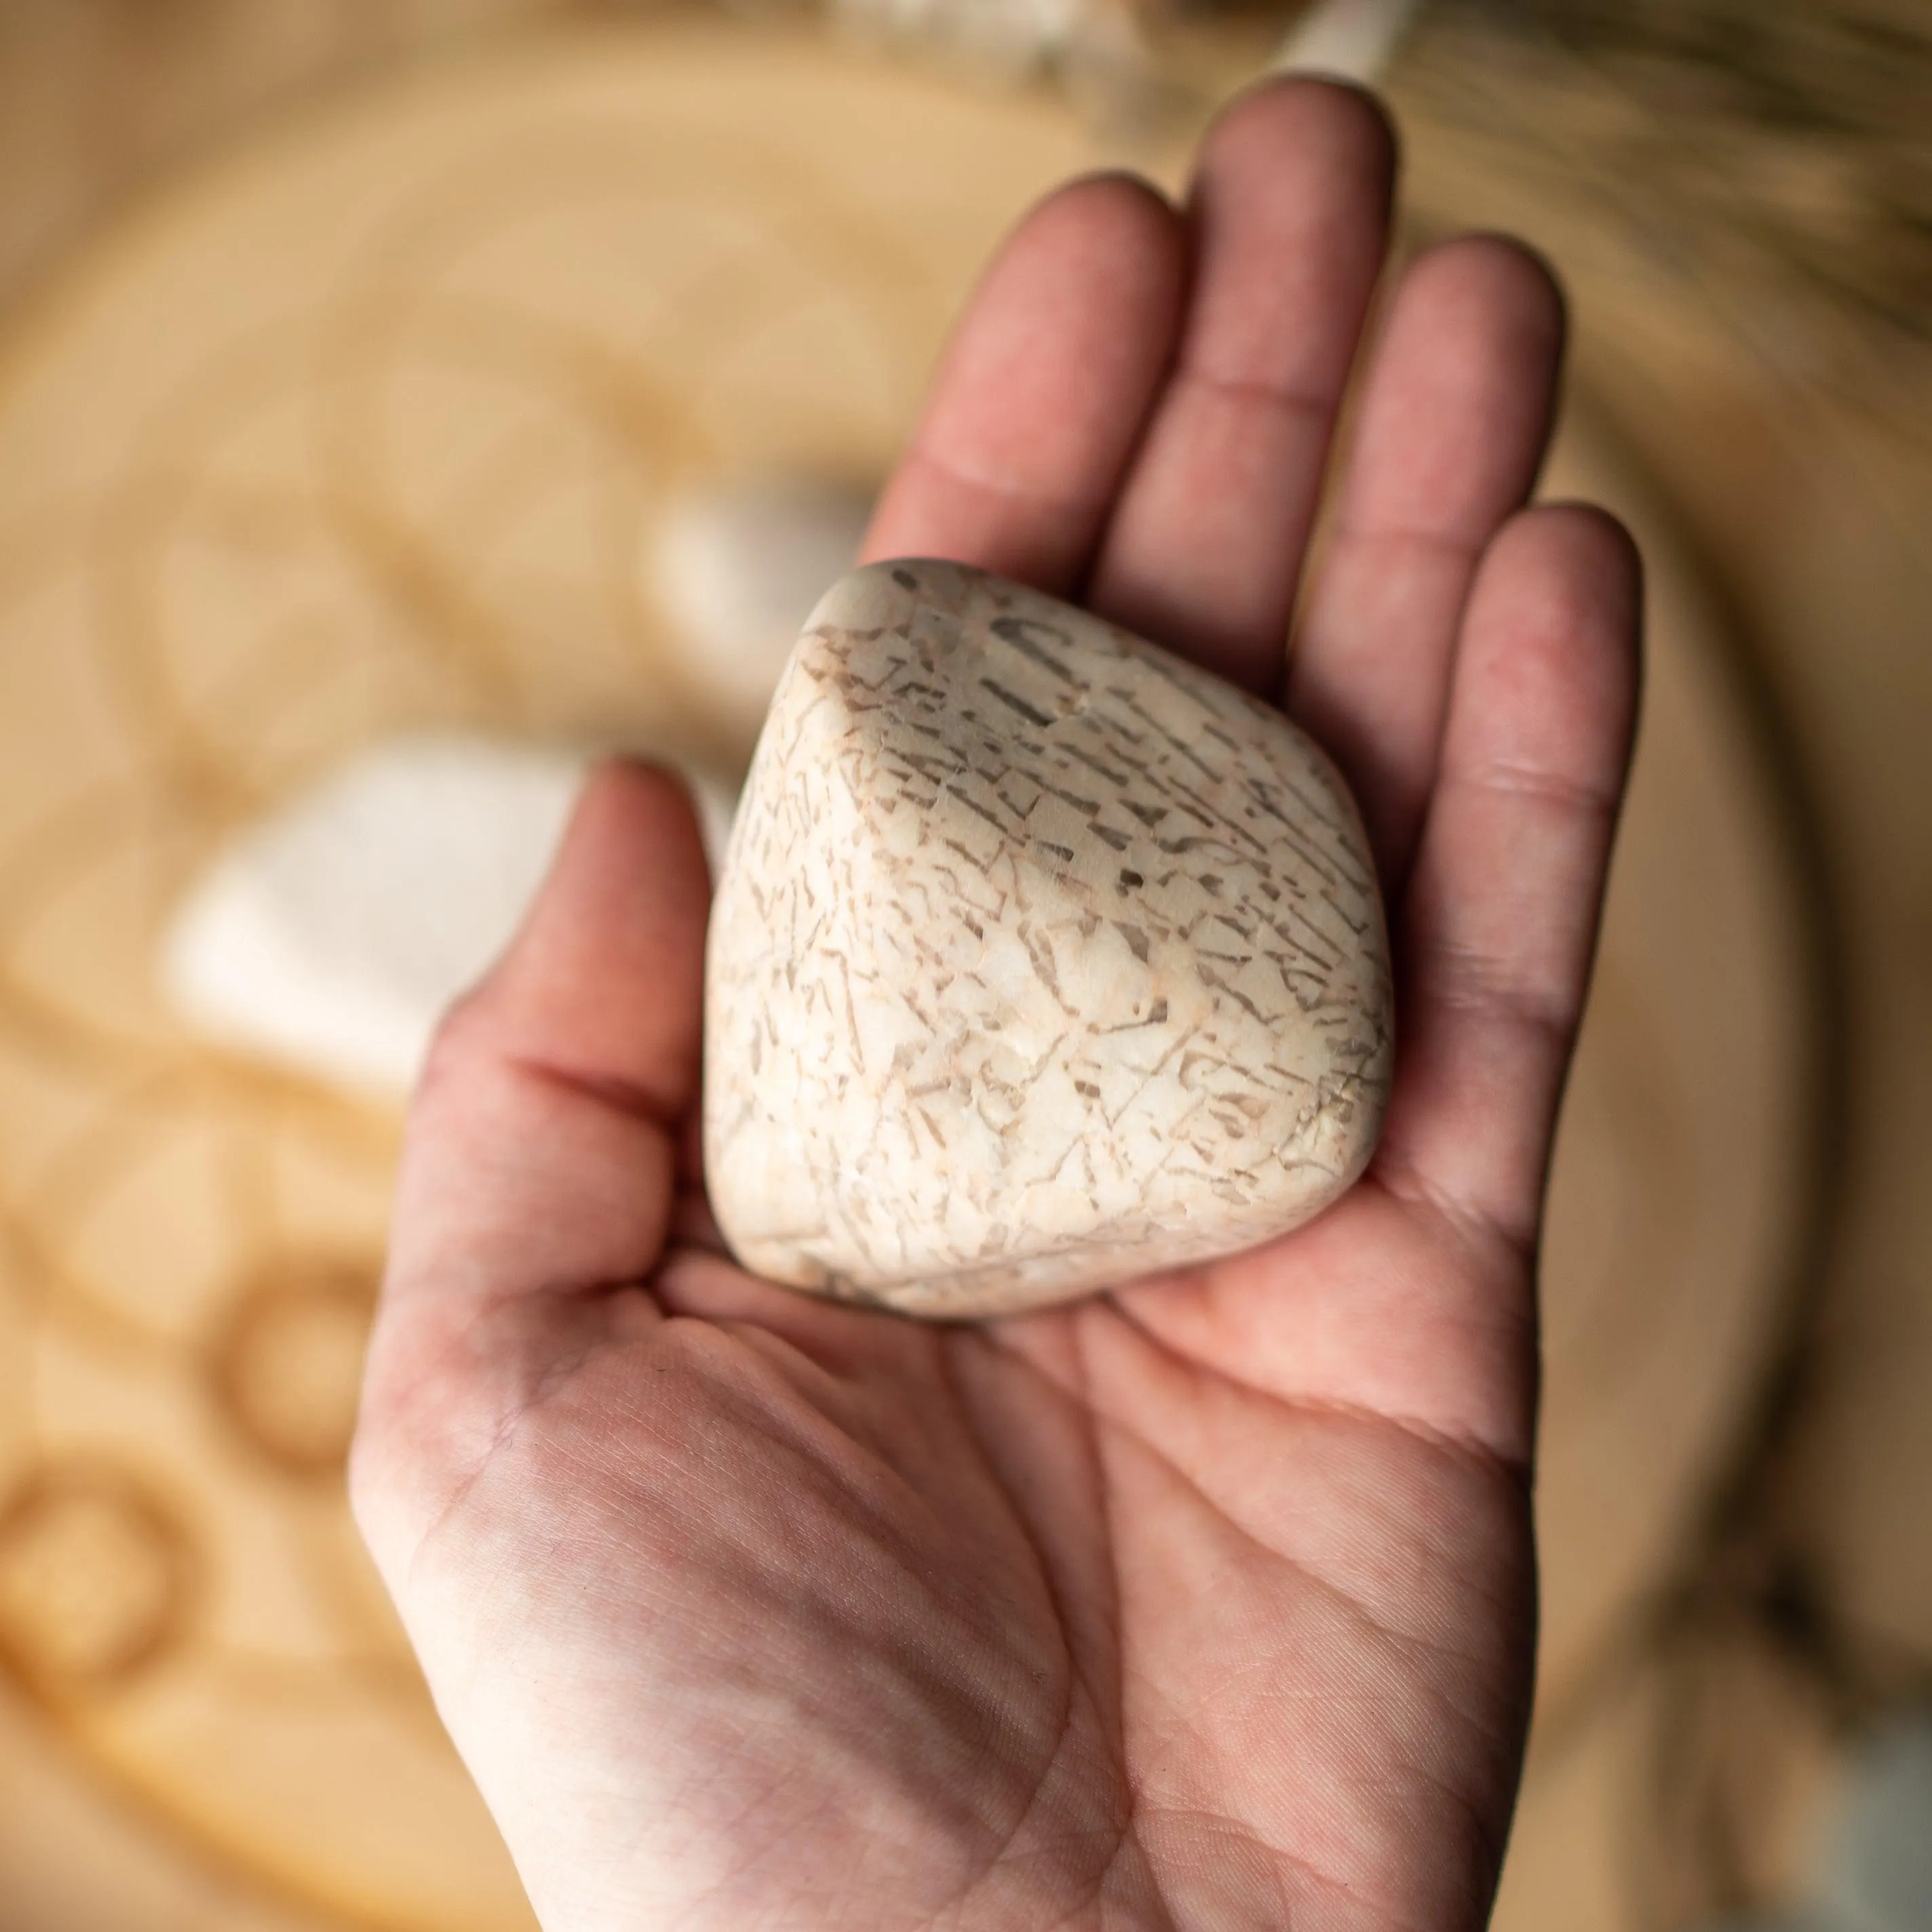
[351,77,1640,1932]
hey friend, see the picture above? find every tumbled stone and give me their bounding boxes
[651,478,874,737]
[163,733,736,1096]
[703,560,1394,1318]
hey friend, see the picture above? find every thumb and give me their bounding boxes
[353,760,710,1561]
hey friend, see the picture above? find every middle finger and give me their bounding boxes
[1084,77,1395,694]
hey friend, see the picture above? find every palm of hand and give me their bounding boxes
[353,82,1639,1932]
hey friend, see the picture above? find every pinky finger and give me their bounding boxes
[1374,504,1642,1256]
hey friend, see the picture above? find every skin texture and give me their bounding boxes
[351,78,1642,1932]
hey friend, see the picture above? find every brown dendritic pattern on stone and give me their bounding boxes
[703,560,1394,1318]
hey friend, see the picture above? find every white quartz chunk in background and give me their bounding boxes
[704,560,1395,1319]
[1271,0,1425,83]
[650,478,874,737]
[163,733,735,1098]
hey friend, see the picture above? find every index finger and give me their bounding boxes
[861,171,1186,594]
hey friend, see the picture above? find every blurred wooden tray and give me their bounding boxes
[0,20,1816,1931]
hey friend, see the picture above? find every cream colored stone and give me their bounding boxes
[703,560,1394,1317]
[650,479,874,736]
[164,733,736,1097]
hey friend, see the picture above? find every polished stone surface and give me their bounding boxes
[704,559,1394,1317]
